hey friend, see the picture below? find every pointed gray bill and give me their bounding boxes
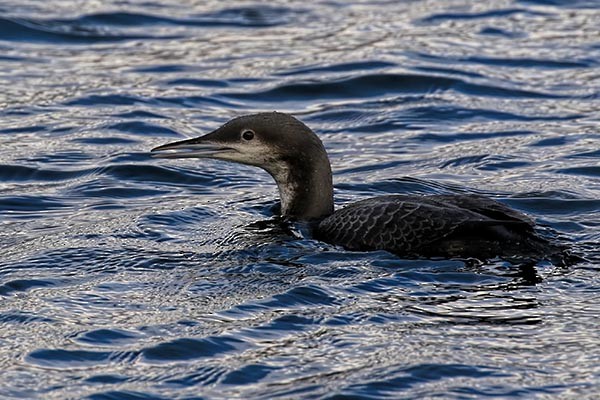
[151,137,233,159]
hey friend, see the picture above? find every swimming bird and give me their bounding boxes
[151,112,571,263]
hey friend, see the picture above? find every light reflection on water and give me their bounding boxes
[1,0,599,399]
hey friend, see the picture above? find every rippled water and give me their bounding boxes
[1,1,600,398]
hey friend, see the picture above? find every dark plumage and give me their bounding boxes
[152,112,572,263]
[315,194,556,260]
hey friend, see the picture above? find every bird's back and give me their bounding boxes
[315,194,566,262]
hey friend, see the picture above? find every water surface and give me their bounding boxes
[1,1,600,399]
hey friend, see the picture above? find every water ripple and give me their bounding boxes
[223,73,566,103]
[420,8,547,23]
[0,17,168,43]
[142,336,249,362]
[71,7,301,28]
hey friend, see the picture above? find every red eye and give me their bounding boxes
[242,130,255,141]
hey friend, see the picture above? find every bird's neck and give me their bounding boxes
[269,153,334,221]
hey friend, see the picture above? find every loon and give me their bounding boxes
[151,112,571,263]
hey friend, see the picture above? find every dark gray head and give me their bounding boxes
[151,112,334,220]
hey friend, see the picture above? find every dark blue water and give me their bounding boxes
[1,1,599,398]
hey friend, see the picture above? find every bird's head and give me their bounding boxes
[151,112,333,219]
[152,112,324,175]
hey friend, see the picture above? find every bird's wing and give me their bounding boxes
[316,196,490,255]
[430,194,535,228]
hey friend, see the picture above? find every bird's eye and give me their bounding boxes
[241,129,255,141]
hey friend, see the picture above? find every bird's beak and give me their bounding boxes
[151,135,234,159]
